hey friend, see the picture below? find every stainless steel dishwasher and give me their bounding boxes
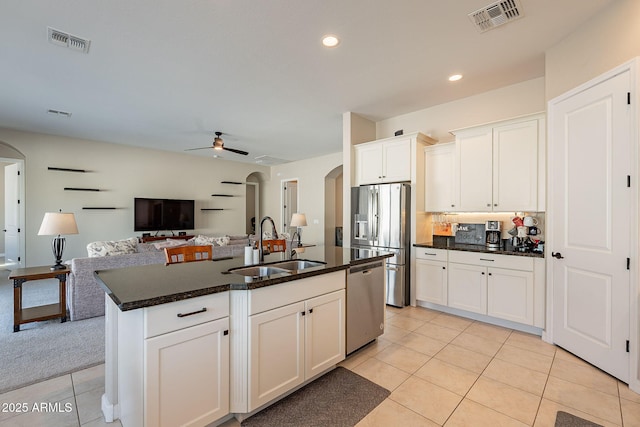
[346,260,385,355]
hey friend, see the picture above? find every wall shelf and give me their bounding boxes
[221,181,244,185]
[211,194,235,197]
[82,207,117,210]
[48,167,88,173]
[64,187,101,192]
[201,208,224,211]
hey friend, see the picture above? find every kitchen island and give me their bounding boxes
[96,246,391,427]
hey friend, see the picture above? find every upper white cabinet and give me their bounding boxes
[424,143,456,212]
[355,132,436,186]
[449,113,545,212]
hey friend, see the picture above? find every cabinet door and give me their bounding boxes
[487,268,534,325]
[425,143,456,211]
[145,317,229,427]
[415,259,447,305]
[456,129,493,211]
[382,138,411,182]
[249,301,305,411]
[305,290,345,379]
[448,263,487,314]
[355,143,383,185]
[493,119,538,211]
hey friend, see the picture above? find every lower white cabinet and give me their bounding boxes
[248,289,345,411]
[145,318,230,427]
[417,248,544,328]
[487,268,533,325]
[448,263,487,314]
[415,248,448,305]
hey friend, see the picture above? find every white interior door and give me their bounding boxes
[282,180,298,236]
[4,163,20,268]
[549,69,631,382]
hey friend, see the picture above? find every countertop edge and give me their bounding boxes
[413,242,544,258]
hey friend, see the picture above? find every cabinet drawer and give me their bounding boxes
[415,248,447,262]
[144,292,229,338]
[448,250,533,271]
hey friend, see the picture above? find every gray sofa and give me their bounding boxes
[67,235,251,321]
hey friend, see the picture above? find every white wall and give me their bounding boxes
[262,152,342,245]
[376,77,545,142]
[0,128,270,266]
[545,0,640,101]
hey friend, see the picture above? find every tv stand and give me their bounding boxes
[140,235,194,243]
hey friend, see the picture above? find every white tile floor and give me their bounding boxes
[2,305,639,426]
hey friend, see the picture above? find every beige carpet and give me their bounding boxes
[241,367,389,427]
[0,270,104,394]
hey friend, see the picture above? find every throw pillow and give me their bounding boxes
[87,237,138,257]
[193,235,217,246]
[213,236,230,247]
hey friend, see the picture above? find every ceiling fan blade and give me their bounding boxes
[185,146,213,151]
[223,146,249,156]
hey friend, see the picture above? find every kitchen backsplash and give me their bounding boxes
[426,212,546,241]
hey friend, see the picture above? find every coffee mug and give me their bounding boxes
[512,217,524,227]
[517,226,528,238]
[528,226,539,235]
[523,216,538,227]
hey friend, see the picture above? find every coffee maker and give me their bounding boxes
[485,221,501,250]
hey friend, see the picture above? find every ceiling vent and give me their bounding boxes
[254,155,290,166]
[468,0,523,33]
[47,27,91,53]
[47,109,72,117]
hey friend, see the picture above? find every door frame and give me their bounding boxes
[2,158,25,268]
[545,57,639,393]
[281,178,299,235]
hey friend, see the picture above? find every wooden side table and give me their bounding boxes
[9,266,69,332]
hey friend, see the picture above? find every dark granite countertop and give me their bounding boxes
[414,242,544,258]
[95,245,392,312]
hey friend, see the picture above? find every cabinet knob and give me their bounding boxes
[494,203,498,207]
[451,204,455,207]
[442,266,445,270]
[488,272,492,276]
[309,308,313,314]
[301,311,306,316]
[486,203,491,207]
[481,272,485,275]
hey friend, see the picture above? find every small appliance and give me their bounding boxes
[485,220,502,250]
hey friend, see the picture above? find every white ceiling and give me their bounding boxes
[0,0,614,164]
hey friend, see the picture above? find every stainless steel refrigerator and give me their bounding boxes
[351,183,410,307]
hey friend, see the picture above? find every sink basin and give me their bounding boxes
[229,266,290,277]
[270,260,326,271]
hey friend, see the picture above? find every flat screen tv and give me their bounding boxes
[134,198,195,232]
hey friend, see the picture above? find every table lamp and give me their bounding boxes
[38,211,79,270]
[290,213,307,247]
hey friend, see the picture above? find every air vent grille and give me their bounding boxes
[47,27,91,53]
[468,0,523,33]
[254,155,290,166]
[47,109,72,117]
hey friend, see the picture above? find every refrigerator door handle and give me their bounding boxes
[374,190,380,241]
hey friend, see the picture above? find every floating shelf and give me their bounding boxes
[64,187,101,192]
[221,181,244,185]
[82,207,117,210]
[201,208,224,211]
[48,167,87,173]
[211,194,235,197]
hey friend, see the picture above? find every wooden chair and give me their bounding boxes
[164,245,213,265]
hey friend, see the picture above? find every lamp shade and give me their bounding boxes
[38,212,79,236]
[290,213,307,227]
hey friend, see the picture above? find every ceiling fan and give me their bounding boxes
[186,131,249,156]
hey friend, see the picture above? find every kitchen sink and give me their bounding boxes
[270,260,326,271]
[229,266,290,277]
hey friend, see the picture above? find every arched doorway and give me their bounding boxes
[324,165,343,246]
[245,171,267,236]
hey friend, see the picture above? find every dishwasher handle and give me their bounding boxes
[349,261,384,274]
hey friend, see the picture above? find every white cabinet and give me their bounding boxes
[355,138,411,185]
[114,293,230,427]
[446,251,537,326]
[354,133,437,186]
[145,318,229,427]
[453,114,543,212]
[448,262,487,314]
[487,268,533,325]
[248,289,345,411]
[424,143,457,212]
[415,248,448,305]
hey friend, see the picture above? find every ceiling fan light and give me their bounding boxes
[213,136,224,150]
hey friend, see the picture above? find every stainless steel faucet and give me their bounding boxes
[259,216,279,262]
[288,231,300,260]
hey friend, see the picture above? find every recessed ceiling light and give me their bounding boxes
[322,35,340,48]
[448,74,463,82]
